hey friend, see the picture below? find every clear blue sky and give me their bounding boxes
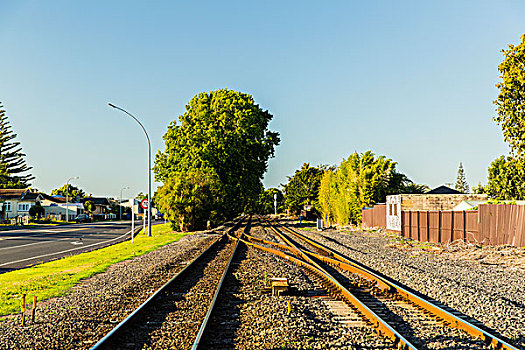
[0,1,523,197]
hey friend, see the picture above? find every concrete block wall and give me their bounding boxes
[400,194,488,211]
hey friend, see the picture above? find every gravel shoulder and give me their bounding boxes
[0,233,217,350]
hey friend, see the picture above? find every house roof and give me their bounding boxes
[22,192,42,201]
[40,193,67,203]
[0,188,42,201]
[0,189,27,199]
[426,185,462,195]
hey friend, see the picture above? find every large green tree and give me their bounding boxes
[282,163,325,214]
[0,103,34,188]
[494,34,525,156]
[154,89,280,222]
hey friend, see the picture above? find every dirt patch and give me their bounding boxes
[360,227,525,271]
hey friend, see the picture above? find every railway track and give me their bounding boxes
[90,217,248,350]
[240,218,520,350]
[87,216,520,349]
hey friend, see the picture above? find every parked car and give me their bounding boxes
[75,214,91,223]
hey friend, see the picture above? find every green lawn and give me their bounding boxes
[0,223,189,316]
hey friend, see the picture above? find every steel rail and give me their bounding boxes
[191,217,250,349]
[276,221,519,350]
[258,221,417,350]
[90,217,245,350]
[243,230,391,292]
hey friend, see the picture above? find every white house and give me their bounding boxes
[43,203,85,221]
[0,189,43,219]
[452,200,525,211]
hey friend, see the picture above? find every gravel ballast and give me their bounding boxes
[297,224,525,349]
[201,223,395,349]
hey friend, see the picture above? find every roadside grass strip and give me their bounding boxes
[0,224,188,317]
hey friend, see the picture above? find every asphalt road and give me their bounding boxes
[0,221,142,273]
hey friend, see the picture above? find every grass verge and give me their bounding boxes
[0,223,188,316]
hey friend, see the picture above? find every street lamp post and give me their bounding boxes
[108,103,152,237]
[65,176,79,222]
[119,186,129,220]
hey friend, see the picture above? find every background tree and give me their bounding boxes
[83,200,96,217]
[384,170,428,195]
[256,187,284,215]
[51,184,85,201]
[482,35,525,199]
[485,155,525,199]
[318,150,425,226]
[134,191,156,208]
[472,182,487,194]
[318,169,337,224]
[400,182,429,194]
[0,103,34,188]
[494,34,525,156]
[282,163,325,214]
[156,170,224,231]
[135,192,148,200]
[154,88,279,224]
[455,162,470,193]
[28,202,45,219]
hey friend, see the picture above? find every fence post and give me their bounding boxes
[463,211,466,242]
[417,211,421,241]
[448,211,452,243]
[408,211,412,238]
[402,211,405,237]
[438,211,442,244]
[426,211,430,242]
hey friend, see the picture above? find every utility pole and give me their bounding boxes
[119,186,129,220]
[65,176,79,222]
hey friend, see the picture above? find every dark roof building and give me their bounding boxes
[426,185,462,195]
[80,197,111,206]
[80,197,111,215]
[40,194,67,203]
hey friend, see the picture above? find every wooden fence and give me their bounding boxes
[479,204,525,246]
[362,204,386,229]
[363,204,525,247]
[401,210,480,244]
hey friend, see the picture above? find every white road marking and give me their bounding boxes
[0,228,89,241]
[0,228,91,251]
[0,239,65,251]
[0,230,132,267]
